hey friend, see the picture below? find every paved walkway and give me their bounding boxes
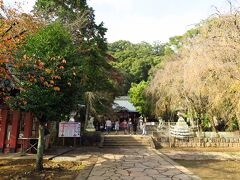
[0,147,200,179]
[79,148,200,180]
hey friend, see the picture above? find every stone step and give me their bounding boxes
[102,145,149,148]
[103,135,152,148]
[103,138,150,142]
[103,142,149,144]
[104,137,149,141]
[103,142,149,145]
[104,139,150,142]
[104,135,148,137]
[104,136,150,140]
[103,142,150,145]
[103,143,149,146]
[103,144,150,147]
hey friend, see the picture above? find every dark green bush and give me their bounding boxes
[81,131,102,146]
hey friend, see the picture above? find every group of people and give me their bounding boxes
[103,118,147,135]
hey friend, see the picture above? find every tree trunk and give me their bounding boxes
[36,121,45,171]
[238,119,240,133]
[84,104,89,130]
[236,113,240,133]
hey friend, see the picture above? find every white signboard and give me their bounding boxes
[146,122,156,125]
[58,122,81,137]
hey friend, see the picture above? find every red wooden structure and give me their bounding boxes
[0,107,37,153]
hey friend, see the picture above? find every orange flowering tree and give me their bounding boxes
[6,22,81,171]
[3,0,120,171]
[0,0,41,98]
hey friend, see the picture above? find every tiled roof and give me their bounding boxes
[113,96,137,112]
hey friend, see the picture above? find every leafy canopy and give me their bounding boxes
[108,40,165,94]
[7,22,80,120]
[128,81,150,116]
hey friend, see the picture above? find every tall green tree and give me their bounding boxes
[108,40,165,94]
[35,0,120,120]
[7,22,81,171]
[128,81,150,116]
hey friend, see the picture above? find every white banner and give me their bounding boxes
[58,122,81,137]
[146,122,156,125]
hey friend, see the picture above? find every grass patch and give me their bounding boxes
[176,159,240,180]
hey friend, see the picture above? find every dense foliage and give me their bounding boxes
[1,0,120,171]
[8,22,80,120]
[0,1,41,98]
[2,0,240,171]
[35,0,121,117]
[148,12,240,132]
[108,40,165,94]
[128,81,150,116]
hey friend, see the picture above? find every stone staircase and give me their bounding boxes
[103,135,154,148]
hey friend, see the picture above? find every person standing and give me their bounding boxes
[122,119,128,135]
[115,120,120,134]
[133,119,137,135]
[128,118,133,135]
[139,117,143,131]
[105,118,112,134]
[142,121,147,135]
[100,122,104,132]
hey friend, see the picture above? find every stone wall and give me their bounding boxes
[172,137,240,148]
[153,131,240,148]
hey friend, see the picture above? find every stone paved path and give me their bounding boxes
[86,148,200,180]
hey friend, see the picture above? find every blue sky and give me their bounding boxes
[3,0,238,43]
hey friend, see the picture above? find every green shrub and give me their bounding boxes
[81,131,102,146]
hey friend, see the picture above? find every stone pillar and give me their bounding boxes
[9,111,20,153]
[0,110,8,153]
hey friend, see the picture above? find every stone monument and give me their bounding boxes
[157,117,164,130]
[86,116,95,131]
[170,112,193,139]
[69,111,77,122]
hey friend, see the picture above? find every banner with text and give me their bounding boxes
[58,122,81,137]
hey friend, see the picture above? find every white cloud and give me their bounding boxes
[3,0,35,12]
